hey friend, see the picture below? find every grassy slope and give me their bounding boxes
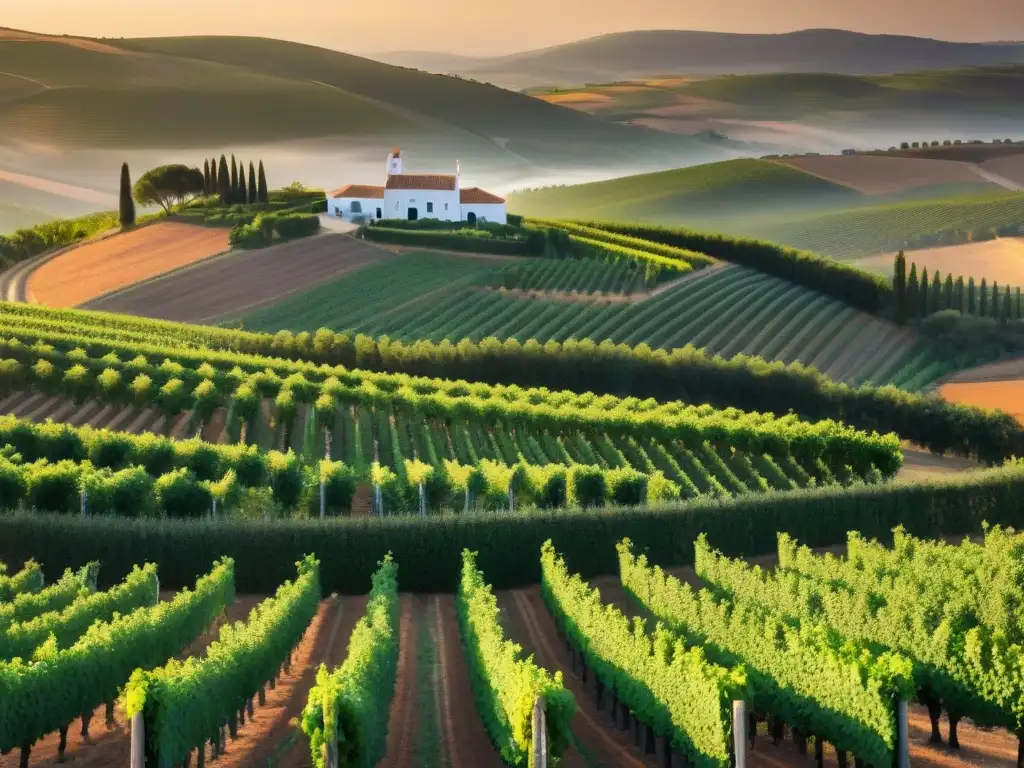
[507,158,862,221]
[508,161,1024,259]
[0,201,52,233]
[0,32,699,161]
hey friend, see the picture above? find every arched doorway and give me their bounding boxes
[408,207,418,220]
[466,211,477,226]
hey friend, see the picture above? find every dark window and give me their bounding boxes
[467,211,477,226]
[351,201,362,213]
[427,202,434,213]
[376,207,382,219]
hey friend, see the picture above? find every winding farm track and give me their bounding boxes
[84,233,389,324]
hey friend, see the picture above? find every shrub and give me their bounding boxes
[274,213,320,240]
[568,464,606,508]
[155,468,211,518]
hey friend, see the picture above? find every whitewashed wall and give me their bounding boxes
[383,189,459,221]
[460,203,507,224]
[327,197,384,220]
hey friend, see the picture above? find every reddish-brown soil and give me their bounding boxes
[28,222,229,308]
[84,233,387,324]
[379,595,420,768]
[428,594,504,768]
[939,380,1024,423]
[778,154,996,195]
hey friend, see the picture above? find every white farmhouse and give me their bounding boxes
[327,148,507,225]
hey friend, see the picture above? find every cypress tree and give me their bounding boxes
[920,267,930,316]
[906,263,919,319]
[238,163,247,204]
[1001,285,1012,323]
[893,250,907,324]
[992,281,1000,317]
[257,160,268,204]
[954,276,965,314]
[930,270,942,314]
[248,161,257,205]
[118,162,135,230]
[980,278,989,317]
[202,159,211,196]
[217,154,230,205]
[967,277,976,315]
[230,155,238,204]
[942,274,954,311]
[1016,287,1022,320]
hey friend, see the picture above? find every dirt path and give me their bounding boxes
[429,594,504,768]
[379,595,420,768]
[500,586,652,768]
[969,164,1023,192]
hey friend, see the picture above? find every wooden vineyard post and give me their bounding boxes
[733,701,748,768]
[531,696,548,768]
[896,700,909,768]
[419,481,426,516]
[130,711,144,768]
[81,488,87,516]
[508,482,515,514]
[320,480,326,519]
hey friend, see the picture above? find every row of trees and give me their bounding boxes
[204,155,268,206]
[893,250,1024,324]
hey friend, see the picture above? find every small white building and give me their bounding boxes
[327,148,507,225]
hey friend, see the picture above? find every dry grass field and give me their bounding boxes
[778,154,997,195]
[984,153,1024,186]
[853,237,1024,286]
[27,221,229,307]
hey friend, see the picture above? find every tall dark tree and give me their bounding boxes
[954,276,965,314]
[930,270,942,314]
[202,159,211,196]
[893,250,907,324]
[967,277,976,315]
[118,162,135,230]
[992,281,1000,317]
[217,154,230,205]
[1016,287,1022,321]
[1001,285,1012,323]
[248,161,257,205]
[906,263,919,319]
[920,267,930,316]
[238,163,247,204]
[257,160,269,203]
[230,155,239,204]
[942,274,954,312]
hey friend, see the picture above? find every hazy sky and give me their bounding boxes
[5,0,1023,56]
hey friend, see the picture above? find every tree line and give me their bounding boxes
[204,154,269,206]
[892,250,1024,324]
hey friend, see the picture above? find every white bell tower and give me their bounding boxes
[387,147,403,176]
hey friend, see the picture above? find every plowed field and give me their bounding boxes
[85,233,387,324]
[939,380,1024,423]
[855,238,1024,287]
[27,222,229,308]
[779,155,995,195]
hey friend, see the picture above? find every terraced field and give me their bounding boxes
[297,263,931,388]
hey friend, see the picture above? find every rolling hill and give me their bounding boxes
[0,28,711,167]
[0,201,51,233]
[381,29,1024,89]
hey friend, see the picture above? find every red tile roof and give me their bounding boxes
[459,187,505,204]
[385,174,457,191]
[330,184,384,199]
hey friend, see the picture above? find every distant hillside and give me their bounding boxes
[0,29,710,168]
[0,202,51,233]
[400,29,1024,89]
[507,158,862,221]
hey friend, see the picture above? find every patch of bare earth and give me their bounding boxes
[939,380,1024,423]
[0,29,132,55]
[854,238,1024,288]
[778,154,993,195]
[379,595,420,768]
[85,233,386,324]
[28,222,229,308]
[429,594,504,767]
[983,154,1024,187]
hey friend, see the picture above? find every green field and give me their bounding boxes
[507,158,861,222]
[229,252,503,332]
[509,163,1024,260]
[750,191,1024,259]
